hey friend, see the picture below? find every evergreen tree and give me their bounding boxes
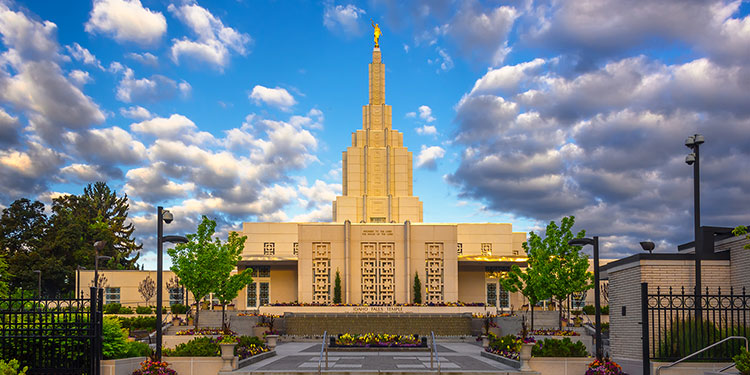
[413,272,422,304]
[333,270,342,304]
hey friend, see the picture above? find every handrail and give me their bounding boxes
[318,331,328,375]
[655,336,748,375]
[430,331,441,374]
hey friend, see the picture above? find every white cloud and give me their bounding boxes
[323,4,366,36]
[0,3,59,60]
[131,114,214,144]
[116,67,183,103]
[405,112,416,118]
[415,145,445,170]
[65,43,104,70]
[447,3,518,66]
[168,3,251,70]
[68,70,92,86]
[60,163,107,182]
[85,0,167,45]
[120,105,152,120]
[469,58,545,95]
[250,85,296,110]
[416,125,437,136]
[418,105,435,122]
[126,52,158,67]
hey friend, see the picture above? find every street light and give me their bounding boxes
[640,241,655,255]
[568,236,603,360]
[156,207,189,361]
[685,134,704,315]
[32,270,41,298]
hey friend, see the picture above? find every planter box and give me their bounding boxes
[238,350,276,368]
[529,357,591,375]
[481,350,520,369]
[101,357,147,375]
[164,356,236,375]
[162,334,222,349]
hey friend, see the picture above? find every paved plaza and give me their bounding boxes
[232,342,520,373]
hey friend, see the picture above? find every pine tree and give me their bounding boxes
[333,270,342,304]
[413,272,422,304]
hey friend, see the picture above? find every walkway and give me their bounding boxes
[232,341,521,374]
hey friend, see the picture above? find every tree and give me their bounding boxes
[138,275,156,305]
[413,272,422,304]
[169,216,249,329]
[0,199,51,292]
[500,246,552,330]
[210,223,252,333]
[333,270,342,304]
[733,226,750,249]
[0,255,9,298]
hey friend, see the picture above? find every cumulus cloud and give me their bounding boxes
[120,105,152,120]
[0,108,20,146]
[65,43,103,70]
[126,52,158,67]
[416,125,437,136]
[168,2,251,70]
[323,4,366,36]
[116,67,184,103]
[68,69,92,86]
[60,163,108,183]
[130,114,214,144]
[417,105,435,122]
[249,85,296,110]
[292,179,342,222]
[85,0,167,45]
[446,2,518,66]
[415,145,445,170]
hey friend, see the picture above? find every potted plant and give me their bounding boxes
[264,330,280,349]
[733,347,750,375]
[219,336,238,371]
[518,318,535,371]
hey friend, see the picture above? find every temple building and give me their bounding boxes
[236,46,528,308]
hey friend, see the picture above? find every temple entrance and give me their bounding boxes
[361,242,395,304]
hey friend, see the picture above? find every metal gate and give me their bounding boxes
[0,287,103,375]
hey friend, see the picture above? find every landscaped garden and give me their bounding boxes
[163,335,269,360]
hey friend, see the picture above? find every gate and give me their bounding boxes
[0,287,103,375]
[641,282,750,375]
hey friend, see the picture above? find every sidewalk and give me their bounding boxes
[231,341,522,374]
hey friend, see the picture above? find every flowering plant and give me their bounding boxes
[175,328,236,336]
[485,334,535,360]
[132,359,177,375]
[334,333,422,347]
[219,335,238,344]
[236,343,269,359]
[585,358,628,375]
[529,329,579,336]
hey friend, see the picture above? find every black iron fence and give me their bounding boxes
[642,282,749,366]
[0,287,103,375]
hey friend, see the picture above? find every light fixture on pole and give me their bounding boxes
[32,270,41,298]
[640,241,655,255]
[685,134,704,316]
[568,236,602,360]
[156,207,188,362]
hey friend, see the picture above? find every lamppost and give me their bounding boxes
[685,134,704,316]
[32,270,41,298]
[156,206,188,361]
[568,236,602,360]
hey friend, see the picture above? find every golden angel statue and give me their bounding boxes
[371,20,381,47]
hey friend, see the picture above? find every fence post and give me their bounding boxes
[96,288,103,375]
[641,282,650,375]
[89,287,97,375]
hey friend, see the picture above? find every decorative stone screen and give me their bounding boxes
[425,242,444,303]
[361,242,396,304]
[312,242,331,304]
[264,242,275,255]
[293,242,299,255]
[481,243,492,256]
[457,243,463,255]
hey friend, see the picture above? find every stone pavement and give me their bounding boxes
[231,342,521,374]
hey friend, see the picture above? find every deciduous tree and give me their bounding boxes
[138,275,156,305]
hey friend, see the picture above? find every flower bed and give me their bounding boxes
[485,334,535,360]
[267,301,485,307]
[585,358,627,375]
[175,328,236,336]
[530,329,580,336]
[132,359,177,375]
[331,333,426,348]
[163,335,270,360]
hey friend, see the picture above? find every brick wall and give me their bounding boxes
[285,313,472,336]
[725,237,750,291]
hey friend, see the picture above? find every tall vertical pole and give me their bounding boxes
[94,252,99,291]
[593,236,602,360]
[641,282,651,375]
[156,206,164,361]
[693,142,702,327]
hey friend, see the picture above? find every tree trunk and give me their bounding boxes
[194,294,200,329]
[531,302,535,331]
[558,298,563,330]
[221,304,227,333]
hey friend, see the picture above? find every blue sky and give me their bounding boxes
[1,0,749,269]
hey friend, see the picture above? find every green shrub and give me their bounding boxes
[581,305,609,315]
[171,304,188,314]
[136,306,152,314]
[102,316,128,359]
[601,322,610,333]
[164,336,219,357]
[601,305,610,315]
[489,334,521,353]
[734,347,750,375]
[532,338,588,357]
[0,359,28,375]
[104,303,122,314]
[119,316,156,332]
[118,306,134,314]
[237,335,264,348]
[657,319,750,360]
[123,341,151,358]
